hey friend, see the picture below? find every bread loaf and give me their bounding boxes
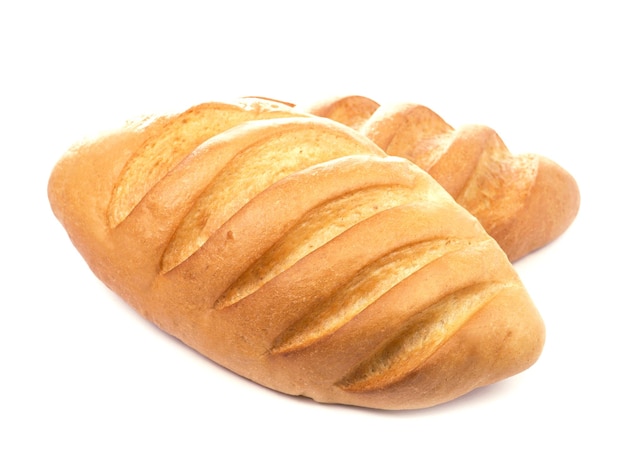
[48,98,545,410]
[304,95,580,261]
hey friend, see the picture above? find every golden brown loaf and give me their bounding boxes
[304,95,580,261]
[48,98,545,410]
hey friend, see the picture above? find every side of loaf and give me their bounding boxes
[304,95,580,261]
[48,98,545,410]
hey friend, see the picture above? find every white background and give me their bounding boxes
[2,1,624,452]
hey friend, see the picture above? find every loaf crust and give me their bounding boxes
[49,98,545,409]
[304,96,580,261]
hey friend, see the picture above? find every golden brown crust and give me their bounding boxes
[49,98,545,409]
[305,96,580,261]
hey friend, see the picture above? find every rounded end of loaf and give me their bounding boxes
[339,283,545,410]
[491,155,580,262]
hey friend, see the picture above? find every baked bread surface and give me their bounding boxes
[49,98,545,409]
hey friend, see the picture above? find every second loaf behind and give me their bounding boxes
[304,95,581,261]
